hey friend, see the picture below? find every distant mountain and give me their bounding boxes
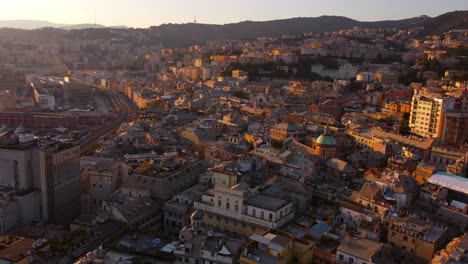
[0,20,128,30]
[418,11,468,35]
[143,11,467,47]
[60,24,129,30]
[144,15,428,47]
[0,19,67,30]
[0,11,465,47]
[60,24,107,30]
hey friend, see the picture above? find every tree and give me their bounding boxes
[399,113,411,135]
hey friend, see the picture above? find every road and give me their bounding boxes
[80,88,138,155]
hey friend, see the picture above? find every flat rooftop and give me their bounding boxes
[428,171,468,195]
[338,237,382,261]
[0,237,36,262]
[245,194,289,211]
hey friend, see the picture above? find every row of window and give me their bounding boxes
[338,254,367,264]
[208,214,257,231]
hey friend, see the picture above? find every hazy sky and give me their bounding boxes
[2,0,467,28]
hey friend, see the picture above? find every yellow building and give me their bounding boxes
[270,122,306,143]
[240,229,313,264]
[375,71,399,84]
[193,171,295,237]
[385,216,447,263]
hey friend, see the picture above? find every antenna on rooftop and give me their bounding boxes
[194,16,197,24]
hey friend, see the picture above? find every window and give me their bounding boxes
[242,223,246,228]
[235,204,239,211]
[218,200,221,207]
[226,202,230,210]
[348,257,354,263]
[392,231,396,237]
[412,238,415,243]
[269,213,273,220]
[339,254,344,260]
[184,258,189,263]
[403,236,408,241]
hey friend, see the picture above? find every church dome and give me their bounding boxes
[190,210,203,221]
[316,134,336,146]
[316,126,336,146]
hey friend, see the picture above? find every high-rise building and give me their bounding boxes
[36,142,81,224]
[442,112,468,146]
[409,90,455,138]
[0,137,80,226]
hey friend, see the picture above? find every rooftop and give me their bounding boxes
[0,237,37,262]
[428,171,468,195]
[245,194,289,211]
[337,236,383,261]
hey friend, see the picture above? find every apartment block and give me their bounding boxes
[409,90,455,138]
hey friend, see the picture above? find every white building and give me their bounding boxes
[409,90,455,138]
[193,171,294,237]
[311,63,358,80]
[356,72,376,82]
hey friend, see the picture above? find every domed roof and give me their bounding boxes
[190,210,203,221]
[317,134,336,146]
[316,126,336,146]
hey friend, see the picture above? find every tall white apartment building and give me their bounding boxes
[409,90,455,138]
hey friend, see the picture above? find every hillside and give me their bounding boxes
[60,24,129,30]
[0,20,128,30]
[0,19,67,29]
[147,15,429,46]
[418,10,468,35]
[0,11,466,47]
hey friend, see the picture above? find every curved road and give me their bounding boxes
[80,88,138,155]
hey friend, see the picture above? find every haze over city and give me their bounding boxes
[0,0,467,27]
[0,1,466,264]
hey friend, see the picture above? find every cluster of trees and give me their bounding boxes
[48,229,95,255]
[222,57,339,81]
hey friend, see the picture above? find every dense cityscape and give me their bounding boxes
[0,7,466,264]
